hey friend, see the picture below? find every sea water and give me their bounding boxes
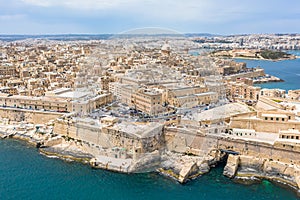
[0,139,298,200]
[235,53,300,91]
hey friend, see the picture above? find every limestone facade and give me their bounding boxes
[230,110,300,133]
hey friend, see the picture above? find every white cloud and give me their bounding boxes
[21,0,140,9]
[20,0,251,22]
[21,0,52,7]
[0,14,25,20]
[18,0,300,31]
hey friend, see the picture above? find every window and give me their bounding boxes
[265,117,268,120]
[270,117,273,120]
[288,116,291,120]
[296,136,299,140]
[282,118,284,121]
[276,118,279,121]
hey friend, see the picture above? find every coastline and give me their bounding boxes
[1,130,300,196]
[231,56,296,62]
[223,154,300,195]
[0,128,214,181]
[253,76,284,84]
[39,149,92,163]
[234,172,299,192]
[211,49,297,61]
[1,113,300,197]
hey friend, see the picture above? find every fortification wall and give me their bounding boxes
[227,70,265,81]
[165,127,300,164]
[0,108,62,124]
[53,120,164,153]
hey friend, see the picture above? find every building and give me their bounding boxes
[230,110,300,134]
[0,89,112,115]
[226,80,260,101]
[279,129,300,140]
[165,85,218,108]
[131,88,165,116]
[100,76,113,91]
[260,88,286,98]
[288,89,300,100]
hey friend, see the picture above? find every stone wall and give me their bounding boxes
[53,119,164,154]
[226,69,265,81]
[0,107,62,124]
[224,154,300,189]
[164,127,300,164]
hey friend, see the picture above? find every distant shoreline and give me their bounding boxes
[233,56,297,62]
[216,55,296,62]
[211,49,297,62]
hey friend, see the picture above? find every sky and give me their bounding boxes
[0,0,300,35]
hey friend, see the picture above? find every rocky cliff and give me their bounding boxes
[223,154,239,178]
[223,154,300,190]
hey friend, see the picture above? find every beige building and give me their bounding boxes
[279,129,300,140]
[166,86,218,108]
[0,64,17,77]
[109,82,138,106]
[260,88,286,98]
[230,110,300,134]
[0,87,18,95]
[226,81,260,101]
[288,90,300,100]
[0,89,112,115]
[0,93,69,112]
[100,76,113,91]
[132,88,166,116]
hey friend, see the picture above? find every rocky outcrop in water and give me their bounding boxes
[178,162,199,183]
[158,149,225,183]
[129,150,161,173]
[223,154,300,190]
[223,154,239,178]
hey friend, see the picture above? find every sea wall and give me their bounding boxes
[226,69,265,81]
[163,126,300,186]
[53,118,165,156]
[224,154,300,190]
[165,127,300,164]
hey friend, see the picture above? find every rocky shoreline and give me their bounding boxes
[0,127,223,182]
[223,154,300,194]
[253,77,284,84]
[211,49,297,61]
[1,129,300,195]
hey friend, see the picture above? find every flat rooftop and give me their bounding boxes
[192,103,251,121]
[57,91,91,99]
[114,122,163,138]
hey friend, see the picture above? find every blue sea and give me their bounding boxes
[235,51,300,91]
[0,139,299,200]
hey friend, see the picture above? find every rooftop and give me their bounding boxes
[114,122,163,139]
[192,103,251,121]
[57,91,91,99]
